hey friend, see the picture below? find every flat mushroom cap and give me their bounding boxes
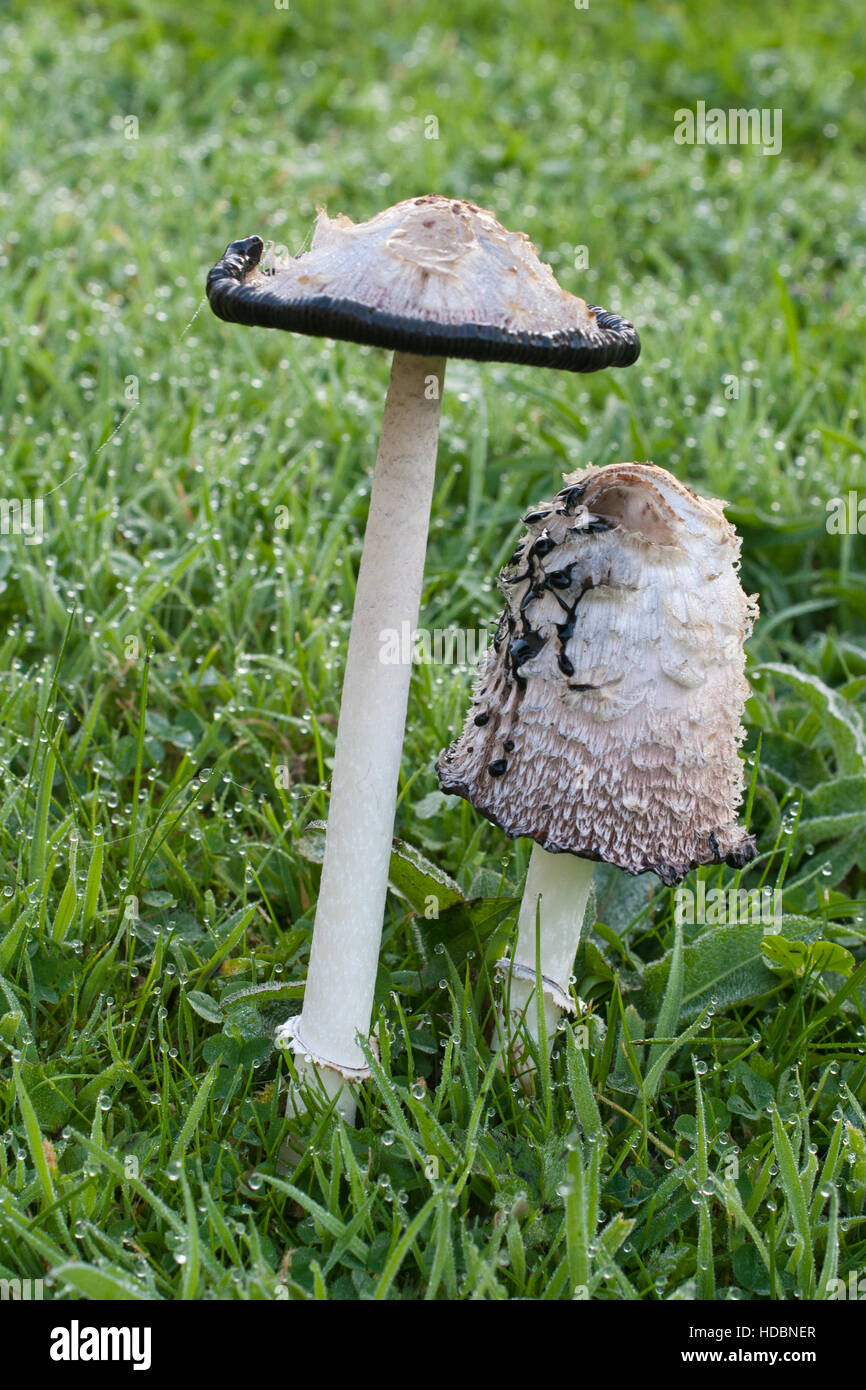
[436,462,759,885]
[206,195,640,372]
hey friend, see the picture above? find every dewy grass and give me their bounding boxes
[0,0,865,1301]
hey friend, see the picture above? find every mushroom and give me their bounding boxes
[437,461,758,1066]
[206,196,640,1121]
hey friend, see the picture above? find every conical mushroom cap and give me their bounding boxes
[437,463,759,885]
[206,195,639,372]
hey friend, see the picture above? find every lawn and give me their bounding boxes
[1,0,865,1301]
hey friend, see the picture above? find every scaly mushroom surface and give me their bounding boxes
[437,462,758,1067]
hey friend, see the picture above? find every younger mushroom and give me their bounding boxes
[437,461,758,1064]
[206,197,640,1121]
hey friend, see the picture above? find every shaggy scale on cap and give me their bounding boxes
[437,463,758,885]
[206,195,640,371]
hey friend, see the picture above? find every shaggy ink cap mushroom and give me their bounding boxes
[437,462,759,887]
[205,199,642,1122]
[437,462,759,1075]
[206,195,640,371]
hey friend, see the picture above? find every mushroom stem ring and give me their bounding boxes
[277,1014,379,1122]
[495,957,579,1018]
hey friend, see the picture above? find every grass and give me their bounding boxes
[0,0,865,1300]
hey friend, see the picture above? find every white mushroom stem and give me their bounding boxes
[498,844,593,1073]
[277,352,445,1124]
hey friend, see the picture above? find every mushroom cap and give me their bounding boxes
[436,462,759,885]
[206,195,640,372]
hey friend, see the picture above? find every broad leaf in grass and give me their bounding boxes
[593,860,655,933]
[784,834,866,908]
[222,1000,269,1042]
[294,823,464,916]
[412,790,447,820]
[293,823,326,864]
[17,1062,75,1129]
[755,730,827,792]
[467,866,511,899]
[141,890,177,909]
[732,1244,793,1297]
[239,1036,273,1068]
[580,939,618,987]
[202,1035,240,1068]
[756,664,866,776]
[796,775,866,845]
[410,896,518,989]
[762,937,855,979]
[388,837,463,915]
[731,1059,775,1114]
[222,980,305,1006]
[0,1010,23,1043]
[673,1098,730,1145]
[638,916,821,1023]
[185,989,224,1024]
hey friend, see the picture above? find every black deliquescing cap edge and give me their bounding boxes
[205,235,641,373]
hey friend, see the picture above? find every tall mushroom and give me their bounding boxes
[437,462,758,1066]
[206,196,640,1121]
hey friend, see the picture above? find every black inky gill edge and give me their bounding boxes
[206,243,641,373]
